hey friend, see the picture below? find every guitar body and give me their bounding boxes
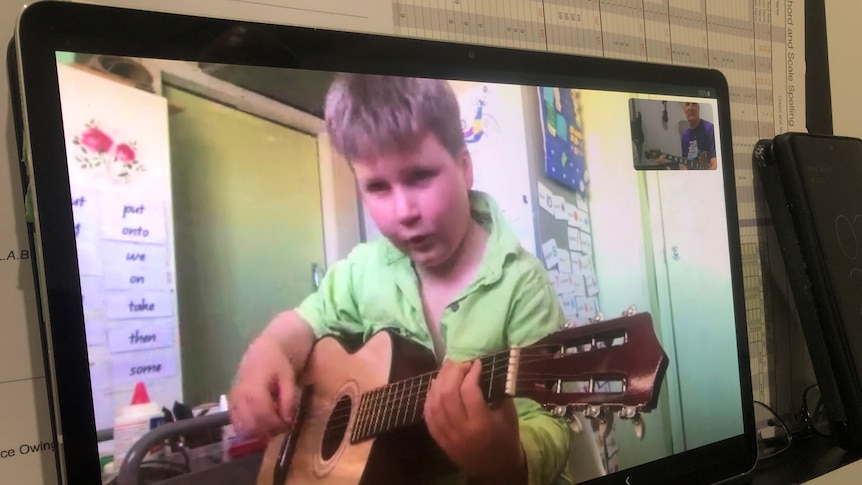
[258,330,453,485]
[254,311,670,485]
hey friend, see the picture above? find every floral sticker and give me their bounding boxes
[72,121,146,182]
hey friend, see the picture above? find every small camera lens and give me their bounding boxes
[468,50,476,59]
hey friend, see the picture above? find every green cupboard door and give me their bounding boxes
[165,85,326,405]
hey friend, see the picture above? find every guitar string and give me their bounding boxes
[282,346,609,431]
[319,375,625,432]
[292,349,548,428]
[331,351,515,435]
[350,338,603,407]
[270,350,516,434]
[286,336,623,427]
[273,348,618,434]
[299,375,626,442]
[288,373,616,435]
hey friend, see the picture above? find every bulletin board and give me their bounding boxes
[539,87,587,192]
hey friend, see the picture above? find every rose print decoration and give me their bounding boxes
[79,125,113,155]
[72,120,146,182]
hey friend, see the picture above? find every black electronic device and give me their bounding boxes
[754,132,862,449]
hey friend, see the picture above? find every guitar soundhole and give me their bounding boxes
[321,395,352,461]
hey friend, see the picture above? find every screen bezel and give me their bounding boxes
[13,1,756,483]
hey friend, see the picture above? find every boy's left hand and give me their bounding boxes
[424,359,527,485]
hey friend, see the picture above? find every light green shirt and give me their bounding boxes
[296,190,573,485]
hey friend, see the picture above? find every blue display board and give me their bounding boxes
[539,87,587,193]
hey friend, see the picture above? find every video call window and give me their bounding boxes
[51,51,739,484]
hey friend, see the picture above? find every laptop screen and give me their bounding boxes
[14,4,754,484]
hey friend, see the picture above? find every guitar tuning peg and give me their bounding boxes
[565,405,584,422]
[633,413,646,440]
[550,405,568,418]
[550,405,586,425]
[617,406,645,439]
[619,405,638,419]
[584,405,602,419]
[598,411,615,444]
[549,405,579,420]
[569,415,583,433]
[543,404,564,416]
[622,305,638,316]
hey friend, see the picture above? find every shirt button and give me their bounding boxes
[450,302,460,312]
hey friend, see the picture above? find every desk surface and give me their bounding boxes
[750,435,862,485]
[803,460,862,484]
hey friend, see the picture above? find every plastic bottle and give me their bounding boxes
[219,394,238,462]
[112,381,162,468]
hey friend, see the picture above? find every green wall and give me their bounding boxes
[164,86,326,405]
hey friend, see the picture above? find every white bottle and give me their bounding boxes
[219,394,238,462]
[112,381,162,468]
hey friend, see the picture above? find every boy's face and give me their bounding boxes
[351,132,474,270]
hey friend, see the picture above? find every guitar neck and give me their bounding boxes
[350,351,511,443]
[662,153,709,170]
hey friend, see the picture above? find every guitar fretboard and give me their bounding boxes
[350,352,510,443]
[659,153,710,170]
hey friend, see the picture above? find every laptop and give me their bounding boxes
[11,1,756,484]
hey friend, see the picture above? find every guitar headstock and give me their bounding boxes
[514,309,668,439]
[644,148,663,161]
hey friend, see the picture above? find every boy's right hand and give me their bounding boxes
[229,336,298,437]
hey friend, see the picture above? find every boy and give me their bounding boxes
[230,74,574,485]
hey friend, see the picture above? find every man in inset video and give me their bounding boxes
[656,101,717,170]
[679,101,716,170]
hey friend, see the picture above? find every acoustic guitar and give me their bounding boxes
[257,310,668,485]
[644,148,712,170]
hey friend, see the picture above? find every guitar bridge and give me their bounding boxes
[505,348,520,396]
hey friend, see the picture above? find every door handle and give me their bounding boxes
[311,263,324,290]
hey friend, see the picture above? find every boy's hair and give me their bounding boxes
[323,74,466,161]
